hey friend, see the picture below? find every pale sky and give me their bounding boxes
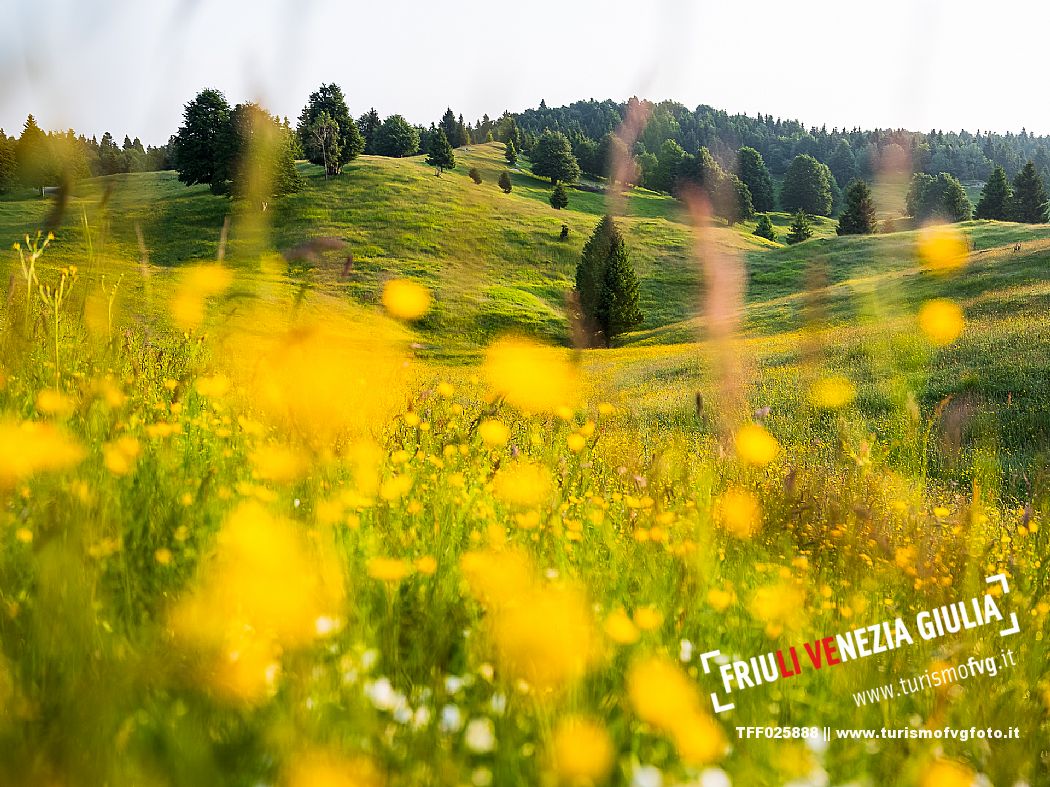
[1,0,1045,145]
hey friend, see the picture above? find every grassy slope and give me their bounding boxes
[4,143,1050,481]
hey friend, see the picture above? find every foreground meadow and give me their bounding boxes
[1,154,1049,787]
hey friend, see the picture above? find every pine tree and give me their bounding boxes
[296,83,364,175]
[737,147,775,212]
[425,128,455,175]
[505,140,517,166]
[440,109,458,147]
[602,236,644,339]
[836,180,877,235]
[358,108,381,154]
[753,213,777,242]
[786,210,813,244]
[575,215,642,345]
[170,90,236,194]
[498,171,512,193]
[0,134,16,193]
[1010,161,1048,223]
[550,183,569,209]
[16,114,54,189]
[975,165,1011,220]
[468,167,482,184]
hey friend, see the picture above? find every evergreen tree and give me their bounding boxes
[98,131,125,175]
[373,115,419,157]
[440,108,459,147]
[780,154,833,216]
[550,183,569,209]
[15,114,54,189]
[828,140,858,191]
[530,130,580,184]
[975,165,1011,220]
[296,83,363,175]
[468,167,482,184]
[1010,161,1048,223]
[425,127,455,174]
[737,146,774,212]
[505,139,517,166]
[498,170,512,193]
[786,210,813,244]
[575,215,642,345]
[171,90,236,194]
[836,179,877,235]
[0,133,16,192]
[456,114,471,147]
[602,235,644,339]
[357,108,381,154]
[753,213,777,242]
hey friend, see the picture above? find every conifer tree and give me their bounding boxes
[296,83,363,175]
[975,165,1011,220]
[498,171,512,193]
[786,209,813,244]
[737,146,775,212]
[468,167,482,184]
[575,215,643,345]
[753,213,777,241]
[836,179,877,235]
[425,127,455,175]
[550,183,569,209]
[505,139,517,166]
[1010,161,1048,223]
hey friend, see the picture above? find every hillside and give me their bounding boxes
[3,138,1050,787]
[4,142,1050,479]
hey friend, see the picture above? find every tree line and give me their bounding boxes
[0,115,171,193]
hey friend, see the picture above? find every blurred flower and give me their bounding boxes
[734,423,779,467]
[628,655,725,765]
[920,758,975,787]
[382,278,432,321]
[749,581,806,638]
[492,462,552,508]
[172,264,233,330]
[251,444,308,483]
[604,608,640,644]
[170,501,345,703]
[808,376,856,409]
[284,749,385,787]
[464,718,496,753]
[917,224,968,274]
[633,606,664,631]
[0,419,84,488]
[918,299,965,346]
[714,487,761,539]
[483,336,579,413]
[35,389,74,417]
[479,419,511,447]
[103,436,141,476]
[550,716,614,783]
[367,557,413,582]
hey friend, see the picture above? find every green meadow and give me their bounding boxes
[1,142,1049,786]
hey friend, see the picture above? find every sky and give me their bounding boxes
[1,0,1046,145]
